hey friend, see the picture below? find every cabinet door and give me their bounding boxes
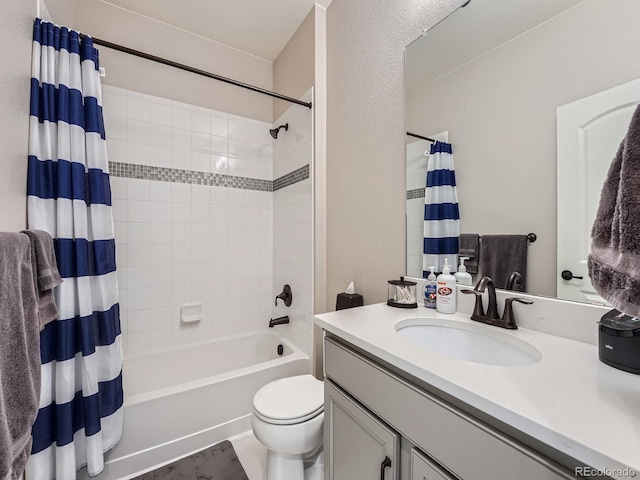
[325,381,399,480]
[410,448,456,480]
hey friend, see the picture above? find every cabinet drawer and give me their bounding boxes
[324,337,573,480]
[411,449,455,480]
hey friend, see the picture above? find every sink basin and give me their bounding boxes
[395,318,541,366]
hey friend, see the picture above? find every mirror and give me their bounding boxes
[405,0,640,302]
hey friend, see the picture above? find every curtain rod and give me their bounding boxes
[407,132,436,143]
[81,35,313,109]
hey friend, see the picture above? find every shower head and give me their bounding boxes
[269,123,288,139]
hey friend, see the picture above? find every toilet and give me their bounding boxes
[251,374,324,480]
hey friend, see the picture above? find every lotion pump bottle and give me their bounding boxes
[436,259,457,314]
[424,266,437,309]
[454,257,473,286]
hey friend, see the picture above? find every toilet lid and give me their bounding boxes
[253,374,324,425]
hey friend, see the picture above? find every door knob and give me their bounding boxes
[561,270,583,281]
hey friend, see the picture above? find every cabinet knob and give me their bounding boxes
[380,456,392,480]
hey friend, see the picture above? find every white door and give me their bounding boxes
[557,77,640,303]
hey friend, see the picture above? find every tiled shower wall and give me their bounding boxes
[104,85,277,356]
[271,90,314,358]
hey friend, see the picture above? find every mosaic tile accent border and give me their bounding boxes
[407,187,425,200]
[273,165,310,191]
[108,161,309,192]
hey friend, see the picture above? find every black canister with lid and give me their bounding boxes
[598,309,640,374]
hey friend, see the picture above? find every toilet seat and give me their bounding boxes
[253,374,324,426]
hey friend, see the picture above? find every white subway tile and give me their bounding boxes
[191,204,209,224]
[172,129,192,150]
[209,206,229,225]
[171,148,191,170]
[172,107,192,130]
[245,160,260,178]
[149,181,172,202]
[192,152,210,173]
[105,115,128,141]
[149,285,172,308]
[128,287,150,311]
[150,125,172,148]
[127,90,150,102]
[245,142,262,161]
[128,97,150,123]
[192,263,211,284]
[103,92,127,118]
[171,223,192,244]
[210,117,228,137]
[127,142,150,166]
[128,309,150,332]
[149,145,171,168]
[171,244,192,265]
[150,102,172,126]
[128,331,150,355]
[110,178,127,200]
[192,132,211,153]
[171,284,191,305]
[227,157,245,176]
[171,203,192,224]
[127,200,150,223]
[210,244,229,263]
[192,224,211,244]
[227,206,245,225]
[211,155,228,173]
[171,183,191,203]
[209,186,227,206]
[192,111,210,134]
[210,135,228,155]
[171,264,191,285]
[228,139,245,158]
[191,184,210,204]
[227,189,244,207]
[210,225,229,244]
[127,223,149,245]
[107,139,127,163]
[126,179,149,201]
[149,264,171,287]
[148,244,171,265]
[149,307,172,329]
[228,120,245,140]
[245,124,263,144]
[149,328,172,350]
[126,244,150,266]
[149,203,171,224]
[192,244,211,264]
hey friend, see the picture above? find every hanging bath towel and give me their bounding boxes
[423,141,460,275]
[588,105,640,316]
[26,19,123,480]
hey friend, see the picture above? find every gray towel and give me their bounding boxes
[21,230,63,329]
[0,233,42,480]
[479,235,528,291]
[588,105,640,315]
[459,234,479,274]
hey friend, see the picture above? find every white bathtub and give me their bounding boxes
[84,332,310,479]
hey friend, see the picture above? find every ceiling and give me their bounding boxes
[406,0,585,93]
[100,0,332,62]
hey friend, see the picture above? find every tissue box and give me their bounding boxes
[336,292,364,310]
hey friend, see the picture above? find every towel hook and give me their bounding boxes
[527,233,537,243]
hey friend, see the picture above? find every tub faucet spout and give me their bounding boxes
[269,316,290,327]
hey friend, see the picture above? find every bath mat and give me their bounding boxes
[133,440,249,480]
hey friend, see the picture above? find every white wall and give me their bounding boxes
[104,86,275,355]
[271,90,315,358]
[0,1,35,231]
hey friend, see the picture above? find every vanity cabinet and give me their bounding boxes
[325,381,399,480]
[323,335,575,480]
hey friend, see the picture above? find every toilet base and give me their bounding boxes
[267,450,304,480]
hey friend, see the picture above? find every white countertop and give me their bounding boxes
[315,303,640,479]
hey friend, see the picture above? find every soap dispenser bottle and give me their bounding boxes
[424,266,437,309]
[454,257,473,286]
[436,259,457,314]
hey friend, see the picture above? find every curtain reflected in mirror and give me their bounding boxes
[405,0,640,303]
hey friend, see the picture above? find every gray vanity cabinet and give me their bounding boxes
[323,335,576,480]
[324,381,399,480]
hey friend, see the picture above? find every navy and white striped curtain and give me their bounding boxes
[26,19,123,480]
[423,141,460,275]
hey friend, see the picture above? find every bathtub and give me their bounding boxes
[83,332,309,480]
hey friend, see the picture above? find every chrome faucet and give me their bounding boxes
[462,276,532,329]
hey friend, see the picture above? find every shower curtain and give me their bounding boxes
[26,19,123,480]
[423,141,460,275]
